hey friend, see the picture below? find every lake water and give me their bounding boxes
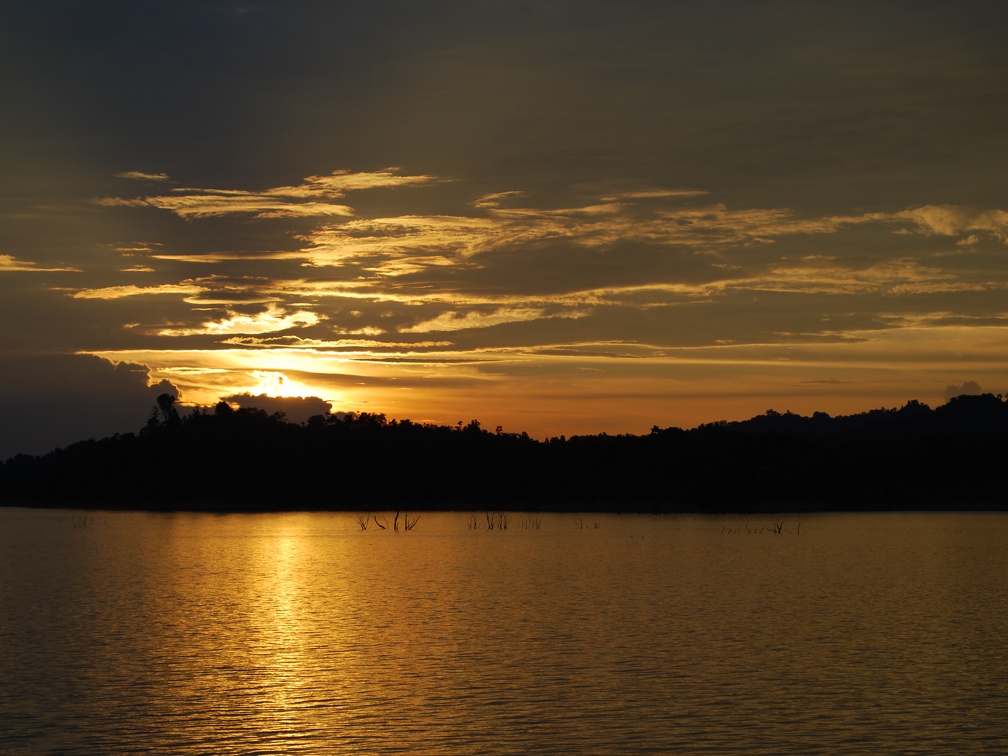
[1,508,1007,754]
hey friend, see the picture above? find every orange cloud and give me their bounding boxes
[401,307,585,333]
[895,205,1008,242]
[97,168,442,220]
[157,304,322,337]
[72,283,206,299]
[114,171,169,181]
[1,254,80,273]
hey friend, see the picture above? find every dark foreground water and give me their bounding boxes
[1,508,1007,754]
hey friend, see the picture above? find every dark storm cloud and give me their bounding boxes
[0,355,177,458]
[222,393,333,424]
[944,380,983,402]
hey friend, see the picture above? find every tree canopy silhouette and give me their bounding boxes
[1,395,1006,512]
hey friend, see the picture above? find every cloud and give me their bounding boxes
[115,171,169,181]
[401,307,567,333]
[944,380,983,402]
[109,186,1003,359]
[473,190,525,209]
[292,168,444,194]
[742,257,971,296]
[115,244,162,254]
[1,254,80,273]
[896,206,1008,243]
[613,189,709,200]
[72,283,207,299]
[294,193,934,280]
[99,193,355,220]
[82,171,1008,383]
[302,215,503,266]
[0,354,178,458]
[97,168,442,220]
[157,304,322,337]
[220,335,451,349]
[151,252,294,263]
[221,393,333,424]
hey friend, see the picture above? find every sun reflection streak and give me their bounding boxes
[244,526,321,738]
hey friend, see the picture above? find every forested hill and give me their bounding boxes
[2,394,1006,512]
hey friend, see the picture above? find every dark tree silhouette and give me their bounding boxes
[1,394,1005,512]
[156,393,180,424]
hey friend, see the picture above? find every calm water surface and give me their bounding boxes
[1,508,1007,754]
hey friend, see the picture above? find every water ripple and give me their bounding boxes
[1,510,1007,753]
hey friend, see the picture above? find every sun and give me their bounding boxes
[250,371,319,399]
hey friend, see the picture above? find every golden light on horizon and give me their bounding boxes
[82,318,1008,437]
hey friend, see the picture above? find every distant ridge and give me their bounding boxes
[2,394,1006,512]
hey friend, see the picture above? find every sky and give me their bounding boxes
[2,0,1007,457]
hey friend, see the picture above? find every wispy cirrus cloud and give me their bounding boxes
[72,283,206,300]
[115,171,169,182]
[288,168,445,194]
[97,170,1008,304]
[1,254,80,272]
[81,173,1008,393]
[298,193,1000,279]
[98,191,355,220]
[98,168,443,220]
[151,252,301,263]
[302,215,503,267]
[401,307,586,333]
[472,190,526,209]
[730,256,979,296]
[221,335,452,349]
[894,205,1008,243]
[157,304,322,337]
[610,189,710,201]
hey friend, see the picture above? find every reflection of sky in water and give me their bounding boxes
[1,510,1007,753]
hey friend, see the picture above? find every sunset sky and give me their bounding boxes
[2,1,1007,457]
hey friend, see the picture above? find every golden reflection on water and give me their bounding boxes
[1,510,1007,754]
[255,530,309,721]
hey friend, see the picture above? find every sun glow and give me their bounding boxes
[250,371,319,399]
